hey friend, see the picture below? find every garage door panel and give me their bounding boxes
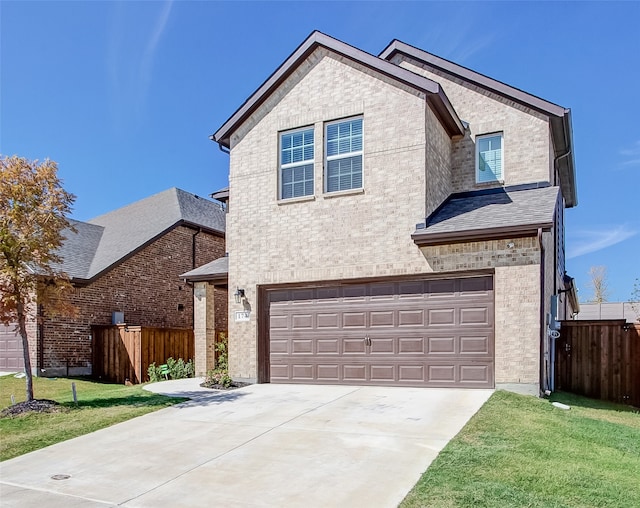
[269,276,494,388]
[317,339,340,354]
[428,365,455,382]
[343,312,366,328]
[399,365,425,381]
[398,337,425,354]
[270,314,288,329]
[343,365,366,381]
[460,307,490,325]
[370,338,394,354]
[292,364,314,379]
[427,336,456,354]
[428,308,455,325]
[460,276,493,294]
[427,279,456,296]
[291,314,313,329]
[370,310,394,327]
[460,336,491,354]
[317,364,340,380]
[291,339,313,354]
[460,364,491,383]
[343,339,366,354]
[317,313,340,328]
[370,365,395,381]
[398,310,424,326]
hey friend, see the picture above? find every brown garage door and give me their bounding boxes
[269,276,494,388]
[0,323,25,371]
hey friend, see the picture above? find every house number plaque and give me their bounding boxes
[234,310,250,322]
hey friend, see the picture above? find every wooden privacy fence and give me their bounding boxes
[555,320,640,407]
[92,325,194,384]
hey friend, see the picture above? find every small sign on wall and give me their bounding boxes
[235,310,251,322]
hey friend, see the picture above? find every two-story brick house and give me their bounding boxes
[0,188,227,377]
[209,31,578,394]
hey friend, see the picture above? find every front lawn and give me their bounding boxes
[0,375,184,461]
[401,390,640,508]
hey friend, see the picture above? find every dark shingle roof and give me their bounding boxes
[180,256,228,282]
[57,188,226,282]
[413,185,559,245]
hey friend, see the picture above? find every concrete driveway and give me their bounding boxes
[0,380,492,507]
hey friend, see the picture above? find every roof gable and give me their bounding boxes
[380,40,577,207]
[57,188,226,282]
[212,31,464,147]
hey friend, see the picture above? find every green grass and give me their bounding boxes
[401,390,640,508]
[0,374,185,461]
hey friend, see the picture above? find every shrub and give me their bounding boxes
[203,333,234,388]
[147,357,194,382]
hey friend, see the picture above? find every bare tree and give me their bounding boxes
[587,265,609,303]
[0,155,75,401]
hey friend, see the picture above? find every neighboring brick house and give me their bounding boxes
[0,188,226,377]
[206,31,578,394]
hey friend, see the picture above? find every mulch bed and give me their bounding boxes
[200,380,251,391]
[1,399,69,418]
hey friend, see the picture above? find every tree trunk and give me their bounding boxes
[17,300,34,402]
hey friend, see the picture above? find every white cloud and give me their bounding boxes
[620,140,640,168]
[567,225,637,259]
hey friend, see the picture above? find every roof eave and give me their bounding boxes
[412,222,554,247]
[212,31,464,147]
[181,273,228,283]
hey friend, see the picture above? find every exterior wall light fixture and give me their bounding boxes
[234,288,246,304]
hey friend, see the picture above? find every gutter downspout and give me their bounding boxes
[210,134,230,154]
[538,228,546,396]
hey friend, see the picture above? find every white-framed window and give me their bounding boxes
[325,117,363,193]
[476,133,503,183]
[280,127,314,200]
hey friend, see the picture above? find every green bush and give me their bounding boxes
[147,357,194,382]
[204,333,233,387]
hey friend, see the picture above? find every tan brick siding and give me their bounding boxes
[40,226,224,376]
[495,264,540,383]
[391,55,552,192]
[419,237,540,272]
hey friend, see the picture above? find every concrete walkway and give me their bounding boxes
[0,379,492,507]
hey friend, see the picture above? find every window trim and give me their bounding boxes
[279,126,315,201]
[324,116,364,194]
[475,132,504,184]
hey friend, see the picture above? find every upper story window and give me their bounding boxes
[325,117,363,192]
[280,127,314,199]
[476,133,503,183]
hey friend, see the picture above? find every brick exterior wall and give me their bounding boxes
[390,55,552,193]
[224,45,566,390]
[37,226,225,376]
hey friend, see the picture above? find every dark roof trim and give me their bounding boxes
[69,220,222,285]
[379,40,566,117]
[380,40,577,208]
[412,223,553,247]
[182,273,228,283]
[212,31,464,147]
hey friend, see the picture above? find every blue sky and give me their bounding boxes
[1,1,638,302]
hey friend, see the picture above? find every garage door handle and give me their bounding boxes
[365,336,371,347]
